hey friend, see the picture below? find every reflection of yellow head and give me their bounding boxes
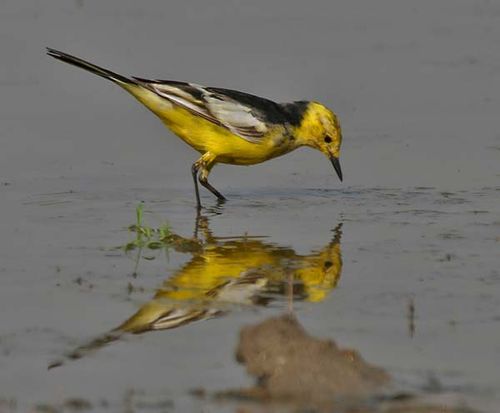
[295,240,342,303]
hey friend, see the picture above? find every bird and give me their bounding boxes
[46,48,343,208]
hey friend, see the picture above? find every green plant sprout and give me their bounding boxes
[124,203,172,252]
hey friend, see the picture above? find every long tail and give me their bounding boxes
[46,47,135,85]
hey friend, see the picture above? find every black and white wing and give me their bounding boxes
[133,78,289,143]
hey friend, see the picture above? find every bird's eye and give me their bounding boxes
[324,136,332,143]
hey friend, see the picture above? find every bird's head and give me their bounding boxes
[296,101,343,181]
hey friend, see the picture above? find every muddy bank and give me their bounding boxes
[216,315,476,412]
[234,315,389,401]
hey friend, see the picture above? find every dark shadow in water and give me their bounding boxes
[407,297,416,338]
[49,213,343,369]
[212,315,475,413]
[216,314,389,410]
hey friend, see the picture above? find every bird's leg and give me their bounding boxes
[199,170,226,202]
[191,161,202,209]
[192,153,225,206]
[193,213,215,242]
[197,153,226,202]
[193,210,202,239]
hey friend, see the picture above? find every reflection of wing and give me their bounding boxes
[118,272,269,334]
[48,271,271,369]
[117,301,218,334]
[153,239,289,303]
[133,79,289,142]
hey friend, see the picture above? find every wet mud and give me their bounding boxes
[216,315,476,412]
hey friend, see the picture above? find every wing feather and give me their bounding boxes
[132,78,272,142]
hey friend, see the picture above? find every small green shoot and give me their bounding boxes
[123,203,172,253]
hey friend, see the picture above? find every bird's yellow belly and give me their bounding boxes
[161,106,290,165]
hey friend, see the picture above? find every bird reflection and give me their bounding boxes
[118,216,343,333]
[49,215,343,368]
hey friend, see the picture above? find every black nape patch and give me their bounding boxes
[279,101,309,126]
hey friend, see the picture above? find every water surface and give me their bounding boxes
[1,1,499,412]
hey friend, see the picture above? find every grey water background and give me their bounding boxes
[0,0,499,411]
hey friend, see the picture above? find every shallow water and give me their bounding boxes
[1,1,500,412]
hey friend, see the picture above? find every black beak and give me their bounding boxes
[330,156,343,182]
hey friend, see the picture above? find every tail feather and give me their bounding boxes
[46,47,135,85]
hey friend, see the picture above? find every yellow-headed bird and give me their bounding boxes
[47,48,343,207]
